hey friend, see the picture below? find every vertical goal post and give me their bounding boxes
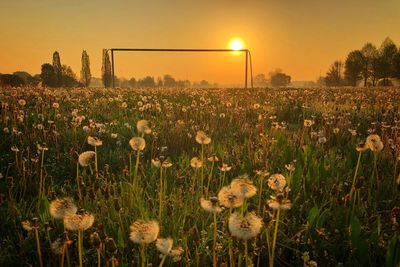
[108,48,253,89]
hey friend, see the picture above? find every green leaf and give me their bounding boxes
[386,234,400,267]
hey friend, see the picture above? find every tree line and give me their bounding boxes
[0,49,215,88]
[324,37,400,87]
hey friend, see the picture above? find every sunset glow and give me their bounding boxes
[229,38,244,51]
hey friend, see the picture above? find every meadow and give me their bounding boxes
[0,86,399,267]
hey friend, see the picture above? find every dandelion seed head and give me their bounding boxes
[129,220,159,244]
[228,212,263,240]
[230,175,257,198]
[87,136,103,147]
[64,212,94,231]
[129,137,146,151]
[268,174,287,192]
[365,134,384,152]
[217,186,244,208]
[200,197,222,213]
[137,120,152,134]
[78,151,96,167]
[195,131,211,145]
[190,157,203,168]
[49,197,77,220]
[156,238,173,255]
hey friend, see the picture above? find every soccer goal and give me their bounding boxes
[108,48,253,88]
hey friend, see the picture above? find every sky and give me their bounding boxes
[0,0,399,84]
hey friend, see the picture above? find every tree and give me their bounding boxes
[0,74,25,87]
[102,49,112,88]
[394,51,400,79]
[344,50,364,86]
[254,73,268,87]
[270,70,291,87]
[61,65,80,87]
[163,74,176,87]
[40,63,57,87]
[80,50,91,87]
[137,76,155,87]
[129,77,137,88]
[325,61,343,87]
[361,43,379,86]
[53,51,62,87]
[377,37,398,86]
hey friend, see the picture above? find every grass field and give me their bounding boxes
[0,86,399,267]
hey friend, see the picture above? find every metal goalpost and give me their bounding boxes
[108,48,253,89]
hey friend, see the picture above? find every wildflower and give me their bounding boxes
[200,197,223,213]
[156,238,173,255]
[169,246,184,262]
[129,220,159,244]
[137,120,152,134]
[18,99,26,107]
[78,151,96,167]
[268,174,287,192]
[152,158,161,168]
[52,103,60,109]
[21,220,36,231]
[49,197,77,220]
[37,143,48,151]
[111,133,118,139]
[318,136,327,144]
[190,157,203,168]
[121,102,128,108]
[219,163,232,172]
[90,232,102,249]
[87,136,103,147]
[11,146,19,152]
[129,137,146,151]
[207,155,219,162]
[303,119,314,127]
[285,163,295,172]
[51,238,64,255]
[267,194,292,210]
[230,175,257,198]
[195,131,211,145]
[218,186,244,208]
[365,134,384,152]
[228,212,263,240]
[64,211,95,231]
[356,143,367,152]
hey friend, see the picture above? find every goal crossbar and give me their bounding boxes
[109,48,253,88]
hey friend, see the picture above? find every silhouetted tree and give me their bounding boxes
[102,49,112,88]
[394,51,400,79]
[137,76,155,87]
[0,74,25,87]
[344,50,364,86]
[325,61,343,86]
[80,50,91,87]
[129,77,137,88]
[61,65,80,87]
[254,73,268,87]
[377,37,398,86]
[53,51,62,87]
[40,63,57,87]
[163,74,176,87]
[270,70,291,87]
[361,43,379,86]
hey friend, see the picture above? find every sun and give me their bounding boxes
[229,38,245,51]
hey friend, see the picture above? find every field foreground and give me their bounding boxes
[1,86,400,267]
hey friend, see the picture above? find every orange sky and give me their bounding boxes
[0,0,399,84]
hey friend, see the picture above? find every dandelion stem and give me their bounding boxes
[350,151,362,215]
[244,240,249,266]
[34,227,44,267]
[159,254,167,267]
[140,244,146,267]
[94,146,98,180]
[134,150,140,188]
[97,248,101,267]
[78,229,83,267]
[270,208,281,267]
[200,144,204,195]
[159,167,163,221]
[213,211,217,267]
